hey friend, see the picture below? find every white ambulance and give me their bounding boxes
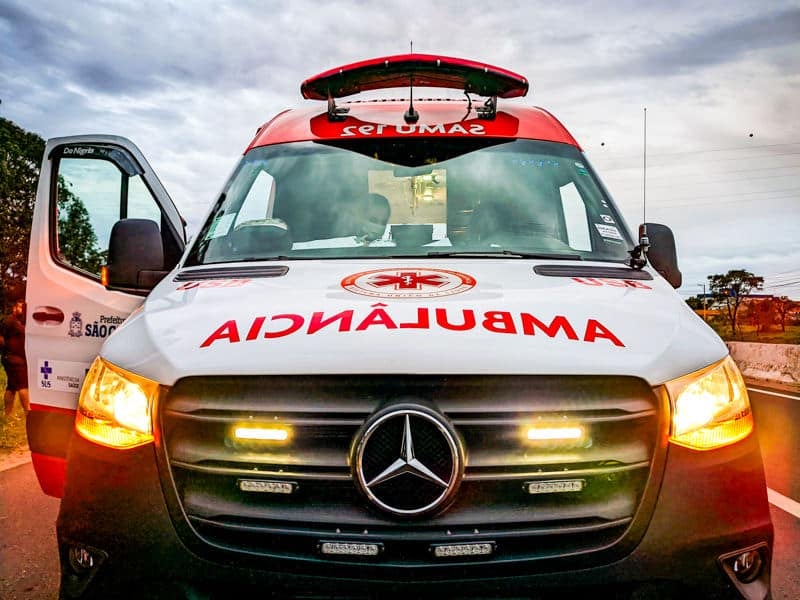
[26,55,772,599]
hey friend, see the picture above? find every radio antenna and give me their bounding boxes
[403,40,419,123]
[629,107,649,269]
[643,107,647,228]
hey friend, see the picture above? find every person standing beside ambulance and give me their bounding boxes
[2,299,30,416]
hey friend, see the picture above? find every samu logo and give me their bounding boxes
[341,268,476,298]
[68,312,83,337]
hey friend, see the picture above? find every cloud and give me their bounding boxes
[0,3,52,63]
[604,7,800,78]
[1,0,798,298]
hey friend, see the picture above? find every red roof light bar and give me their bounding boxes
[301,54,530,101]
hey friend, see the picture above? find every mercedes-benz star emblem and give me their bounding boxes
[352,405,464,517]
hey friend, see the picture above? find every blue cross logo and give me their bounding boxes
[40,361,53,380]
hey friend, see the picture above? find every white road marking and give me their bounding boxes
[767,488,800,518]
[748,387,800,515]
[747,387,800,401]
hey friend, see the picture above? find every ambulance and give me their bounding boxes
[26,55,772,599]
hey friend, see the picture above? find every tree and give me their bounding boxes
[708,270,764,338]
[775,296,798,332]
[57,178,105,274]
[0,117,45,311]
[685,296,704,310]
[0,117,103,309]
[750,297,775,334]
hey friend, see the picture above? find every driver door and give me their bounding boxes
[25,135,185,497]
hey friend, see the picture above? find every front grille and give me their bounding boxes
[160,375,661,569]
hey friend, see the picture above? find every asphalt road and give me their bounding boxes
[0,383,798,599]
[749,385,800,502]
[748,385,800,600]
[0,456,60,599]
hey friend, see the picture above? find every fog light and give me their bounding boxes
[62,543,107,598]
[526,426,583,441]
[66,544,106,575]
[523,423,589,448]
[432,542,495,558]
[718,542,770,596]
[732,549,763,583]
[525,479,585,494]
[238,479,296,494]
[319,541,382,556]
[69,546,94,571]
[233,425,291,442]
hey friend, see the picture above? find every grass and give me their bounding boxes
[0,365,30,456]
[706,322,800,344]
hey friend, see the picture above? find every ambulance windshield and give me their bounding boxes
[185,139,633,266]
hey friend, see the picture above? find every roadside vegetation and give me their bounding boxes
[703,320,800,344]
[686,269,799,342]
[0,365,29,457]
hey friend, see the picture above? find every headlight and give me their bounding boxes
[665,355,753,450]
[75,357,160,449]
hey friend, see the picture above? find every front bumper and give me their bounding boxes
[57,427,772,599]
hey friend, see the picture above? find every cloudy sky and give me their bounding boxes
[2,0,799,299]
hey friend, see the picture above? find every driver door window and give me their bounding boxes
[55,155,163,278]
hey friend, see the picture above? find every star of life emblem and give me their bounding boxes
[341,268,476,298]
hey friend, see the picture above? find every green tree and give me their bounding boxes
[0,117,103,307]
[685,296,704,310]
[57,178,105,274]
[708,270,764,338]
[775,296,798,332]
[0,117,45,311]
[742,297,776,335]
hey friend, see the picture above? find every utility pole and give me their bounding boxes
[697,283,707,321]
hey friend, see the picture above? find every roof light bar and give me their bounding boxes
[302,54,529,122]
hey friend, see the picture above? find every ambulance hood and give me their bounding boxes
[102,260,727,387]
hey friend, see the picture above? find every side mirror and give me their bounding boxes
[642,222,682,288]
[104,219,169,295]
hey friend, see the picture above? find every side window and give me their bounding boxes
[54,148,165,278]
[559,182,592,251]
[127,176,162,225]
[235,170,276,227]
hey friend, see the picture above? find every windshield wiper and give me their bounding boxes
[425,250,583,260]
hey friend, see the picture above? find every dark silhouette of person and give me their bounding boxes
[331,193,391,242]
[2,299,29,416]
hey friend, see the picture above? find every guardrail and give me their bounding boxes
[727,342,800,387]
